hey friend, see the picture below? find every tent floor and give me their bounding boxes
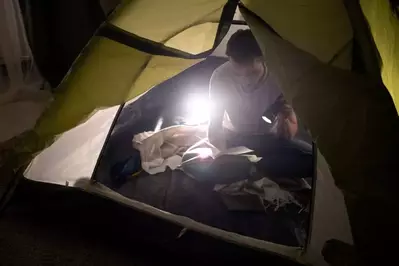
[96,164,309,247]
[92,111,311,247]
[0,178,303,266]
[93,111,311,247]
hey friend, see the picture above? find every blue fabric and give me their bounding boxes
[110,149,141,184]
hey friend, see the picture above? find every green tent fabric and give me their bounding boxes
[1,0,399,263]
[360,0,399,111]
[241,0,353,67]
[240,3,399,198]
[109,0,223,51]
[34,38,201,137]
[35,0,229,138]
[240,3,399,263]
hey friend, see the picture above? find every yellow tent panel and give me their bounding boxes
[164,23,218,55]
[360,0,399,110]
[110,0,225,51]
[35,37,150,138]
[241,0,353,65]
[126,56,201,100]
[36,1,225,139]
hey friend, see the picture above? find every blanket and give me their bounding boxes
[133,125,207,174]
[215,177,303,211]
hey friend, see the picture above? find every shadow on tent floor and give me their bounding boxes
[113,169,308,247]
[0,178,302,266]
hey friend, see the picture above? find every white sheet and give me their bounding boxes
[133,125,207,174]
[24,106,119,185]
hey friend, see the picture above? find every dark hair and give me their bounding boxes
[390,0,398,18]
[226,29,263,64]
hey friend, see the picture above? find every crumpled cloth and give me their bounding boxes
[133,125,207,174]
[214,177,302,211]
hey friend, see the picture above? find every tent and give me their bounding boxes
[1,0,399,265]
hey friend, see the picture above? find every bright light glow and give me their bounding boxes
[262,115,272,124]
[195,147,213,158]
[185,93,210,125]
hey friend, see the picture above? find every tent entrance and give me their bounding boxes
[87,56,315,249]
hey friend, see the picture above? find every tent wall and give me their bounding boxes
[35,0,228,140]
[241,3,399,264]
[35,37,201,138]
[240,0,399,199]
[36,37,149,137]
[241,0,353,69]
[301,152,352,266]
[360,0,399,111]
[25,106,119,185]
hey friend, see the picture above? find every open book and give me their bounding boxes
[182,139,262,164]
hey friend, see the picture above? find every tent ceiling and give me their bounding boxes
[109,0,226,53]
[242,0,353,64]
